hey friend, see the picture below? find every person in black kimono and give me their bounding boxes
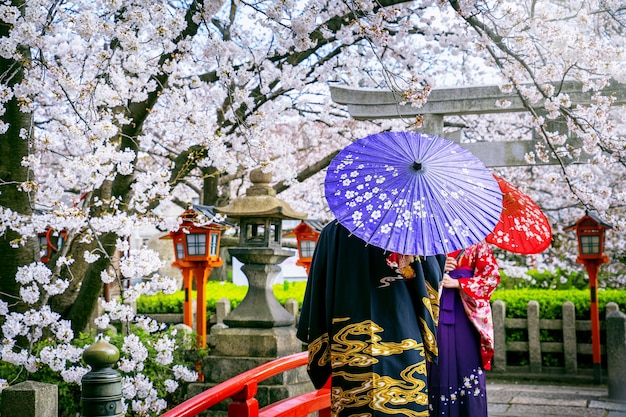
[296,221,446,417]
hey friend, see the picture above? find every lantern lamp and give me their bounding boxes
[38,233,48,259]
[38,227,68,263]
[299,238,316,259]
[160,205,229,350]
[167,207,226,267]
[565,210,613,264]
[287,220,324,274]
[239,217,283,248]
[564,210,613,384]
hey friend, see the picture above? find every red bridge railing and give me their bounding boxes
[160,351,331,417]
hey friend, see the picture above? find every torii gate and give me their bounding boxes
[329,79,626,167]
[330,79,626,385]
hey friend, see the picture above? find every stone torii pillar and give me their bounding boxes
[329,79,626,168]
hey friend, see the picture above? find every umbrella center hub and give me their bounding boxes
[411,161,423,172]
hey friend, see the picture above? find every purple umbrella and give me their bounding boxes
[324,131,503,256]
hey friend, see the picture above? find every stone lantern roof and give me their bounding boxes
[215,168,307,220]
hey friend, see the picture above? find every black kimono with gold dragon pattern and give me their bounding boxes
[297,221,445,417]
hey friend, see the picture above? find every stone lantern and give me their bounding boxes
[195,168,311,411]
[214,167,307,328]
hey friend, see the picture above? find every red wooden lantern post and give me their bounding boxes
[565,210,612,383]
[291,220,323,275]
[162,207,228,349]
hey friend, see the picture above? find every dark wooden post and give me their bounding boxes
[80,338,123,417]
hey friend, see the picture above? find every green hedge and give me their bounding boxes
[137,281,308,315]
[491,288,626,320]
[137,281,625,322]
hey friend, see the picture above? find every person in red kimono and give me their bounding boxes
[427,240,500,417]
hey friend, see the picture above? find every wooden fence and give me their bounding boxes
[489,300,621,381]
[147,298,622,382]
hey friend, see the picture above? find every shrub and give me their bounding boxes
[491,288,626,319]
[0,326,203,417]
[138,280,624,322]
[136,281,308,317]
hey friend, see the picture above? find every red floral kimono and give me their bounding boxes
[449,241,500,369]
[428,241,500,417]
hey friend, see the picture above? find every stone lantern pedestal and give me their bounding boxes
[223,247,295,328]
[185,168,313,415]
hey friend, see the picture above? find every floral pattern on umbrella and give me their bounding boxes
[324,131,503,256]
[486,175,552,254]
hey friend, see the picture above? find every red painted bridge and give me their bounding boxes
[160,352,330,417]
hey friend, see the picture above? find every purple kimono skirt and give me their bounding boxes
[427,267,488,417]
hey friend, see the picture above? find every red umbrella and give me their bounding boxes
[486,175,552,254]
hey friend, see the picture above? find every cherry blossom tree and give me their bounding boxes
[1,0,625,414]
[0,0,448,413]
[443,1,626,284]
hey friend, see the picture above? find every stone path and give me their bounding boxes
[487,381,626,417]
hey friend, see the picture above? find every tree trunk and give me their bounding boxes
[0,17,39,311]
[65,233,118,333]
[202,167,220,206]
